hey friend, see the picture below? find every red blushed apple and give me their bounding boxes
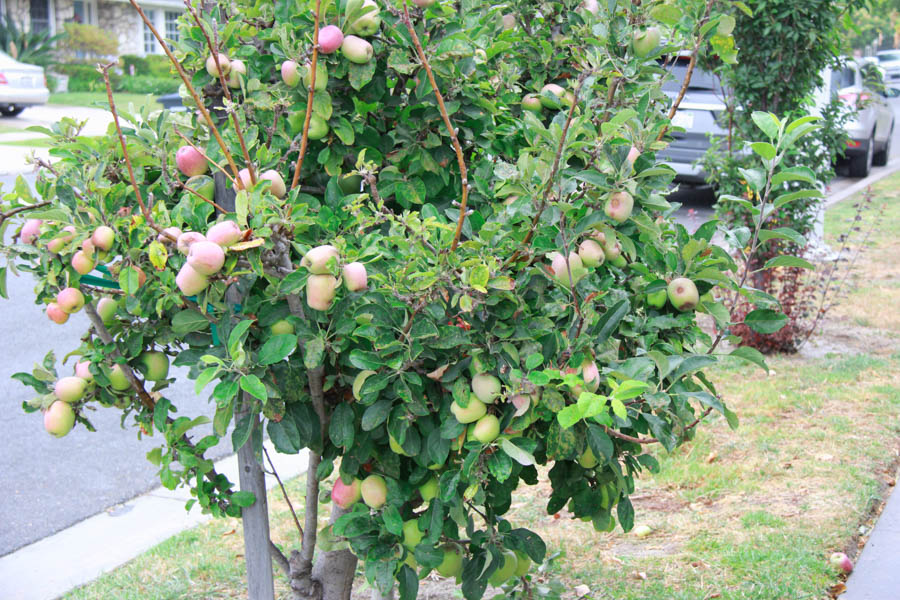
[206,221,242,247]
[205,53,231,77]
[302,245,340,274]
[360,474,387,509]
[47,225,76,253]
[71,250,95,275]
[56,287,85,314]
[342,262,367,291]
[75,360,93,382]
[176,263,209,296]
[158,227,182,245]
[44,401,75,437]
[20,219,42,244]
[175,146,209,177]
[667,277,699,311]
[318,25,344,54]
[47,302,69,324]
[54,376,87,403]
[226,59,246,88]
[260,170,286,198]
[233,167,254,192]
[91,226,115,252]
[829,552,853,574]
[306,274,337,311]
[187,241,225,276]
[177,231,206,255]
[281,60,300,87]
[604,191,634,223]
[331,477,361,508]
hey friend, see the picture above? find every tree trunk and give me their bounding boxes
[290,503,359,600]
[236,396,276,600]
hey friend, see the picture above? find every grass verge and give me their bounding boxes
[64,178,900,600]
[48,92,162,112]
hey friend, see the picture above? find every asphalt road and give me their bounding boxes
[0,174,229,557]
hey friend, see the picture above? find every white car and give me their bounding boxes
[0,51,50,117]
[876,49,900,85]
[825,59,897,177]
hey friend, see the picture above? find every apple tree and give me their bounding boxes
[0,0,819,598]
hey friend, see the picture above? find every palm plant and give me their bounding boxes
[0,14,65,66]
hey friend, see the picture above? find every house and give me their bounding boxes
[0,0,184,57]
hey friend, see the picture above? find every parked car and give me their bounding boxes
[0,51,49,117]
[656,55,729,183]
[828,58,896,177]
[875,49,900,85]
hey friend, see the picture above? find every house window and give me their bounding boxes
[164,11,180,45]
[30,0,50,32]
[72,0,93,25]
[143,9,156,54]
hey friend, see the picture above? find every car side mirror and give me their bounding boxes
[883,87,900,98]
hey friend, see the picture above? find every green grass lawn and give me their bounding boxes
[63,179,900,600]
[48,92,162,112]
[0,138,54,148]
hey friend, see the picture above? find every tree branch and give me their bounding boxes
[270,540,291,577]
[264,445,304,539]
[289,0,322,195]
[1,201,50,230]
[400,0,469,251]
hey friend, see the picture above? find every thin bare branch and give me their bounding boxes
[1,201,51,230]
[289,0,322,194]
[263,445,304,539]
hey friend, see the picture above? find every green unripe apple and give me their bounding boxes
[419,477,439,502]
[288,112,329,140]
[348,0,381,36]
[539,83,565,109]
[341,35,374,64]
[610,255,627,268]
[138,351,169,382]
[44,400,76,437]
[360,474,387,509]
[578,446,599,469]
[436,546,464,578]
[450,394,487,424]
[633,27,661,58]
[578,239,605,268]
[402,518,424,549]
[271,319,294,335]
[513,550,531,577]
[108,364,131,391]
[302,62,328,91]
[96,297,118,325]
[488,550,518,585]
[471,414,500,444]
[522,94,543,113]
[667,277,699,311]
[471,373,501,403]
[647,281,668,309]
[338,173,363,195]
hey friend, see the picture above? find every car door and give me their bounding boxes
[861,63,894,141]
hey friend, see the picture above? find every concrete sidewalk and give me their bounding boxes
[0,443,308,600]
[841,472,900,599]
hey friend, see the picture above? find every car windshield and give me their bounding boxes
[660,60,724,93]
[878,51,900,62]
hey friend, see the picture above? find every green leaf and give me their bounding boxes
[743,309,788,334]
[751,111,780,139]
[499,438,536,465]
[397,565,418,600]
[258,334,298,365]
[232,412,252,451]
[348,60,376,90]
[361,398,392,431]
[610,397,627,420]
[240,375,267,402]
[304,337,326,369]
[771,165,817,187]
[118,266,139,295]
[382,505,403,536]
[669,354,717,382]
[729,346,769,373]
[525,353,543,370]
[268,417,301,453]
[594,299,630,344]
[763,256,815,270]
[329,403,355,448]
[231,490,256,507]
[228,320,253,358]
[557,404,582,429]
[195,367,219,395]
[750,141,776,160]
[587,424,615,461]
[469,264,490,292]
[617,496,635,532]
[758,227,806,246]
[773,188,821,209]
[487,449,513,482]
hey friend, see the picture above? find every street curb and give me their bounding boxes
[824,159,900,208]
[0,442,308,600]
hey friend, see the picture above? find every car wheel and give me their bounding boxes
[0,106,24,118]
[849,134,874,177]
[873,123,893,166]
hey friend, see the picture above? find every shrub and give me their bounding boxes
[117,75,179,95]
[120,54,149,76]
[58,23,118,60]
[53,63,121,92]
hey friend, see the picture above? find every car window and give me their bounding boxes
[878,51,900,62]
[660,60,724,93]
[830,66,856,91]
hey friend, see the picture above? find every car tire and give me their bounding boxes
[873,123,893,166]
[849,134,874,177]
[0,106,24,118]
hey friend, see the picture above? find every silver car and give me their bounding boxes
[827,59,896,177]
[0,51,50,117]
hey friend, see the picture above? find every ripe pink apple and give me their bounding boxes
[233,167,254,191]
[177,231,206,255]
[306,274,337,311]
[20,219,42,244]
[139,351,169,381]
[47,226,76,253]
[667,277,699,311]
[81,238,95,256]
[91,226,115,252]
[108,363,131,391]
[581,359,600,392]
[602,236,621,261]
[96,297,117,324]
[206,221,242,247]
[226,59,246,88]
[360,474,388,509]
[332,477,362,508]
[260,170,286,198]
[472,373,501,403]
[54,376,87,403]
[175,146,209,177]
[341,35,374,64]
[176,263,209,296]
[158,227,182,244]
[187,240,225,276]
[318,25,344,53]
[44,401,75,437]
[56,287,85,314]
[302,245,340,274]
[578,239,605,268]
[281,60,300,87]
[626,146,641,168]
[342,262,368,292]
[605,191,634,223]
[550,252,583,286]
[829,552,853,574]
[450,394,487,424]
[582,0,599,15]
[47,302,69,324]
[205,53,231,77]
[413,0,435,6]
[75,360,93,382]
[71,250,95,275]
[501,13,516,30]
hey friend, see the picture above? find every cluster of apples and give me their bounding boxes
[204,52,246,88]
[165,219,241,296]
[301,245,368,311]
[448,373,506,444]
[44,349,169,438]
[23,219,117,278]
[548,229,625,288]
